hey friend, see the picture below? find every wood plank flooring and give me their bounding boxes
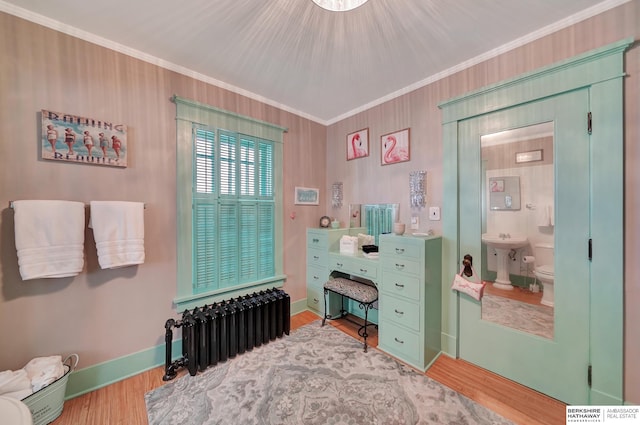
[484,281,544,306]
[53,310,566,425]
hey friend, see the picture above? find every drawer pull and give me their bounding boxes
[394,337,405,344]
[395,263,405,270]
[336,262,343,267]
[313,255,319,260]
[313,298,319,303]
[394,283,404,288]
[395,248,405,254]
[360,268,367,273]
[312,238,319,243]
[394,309,404,315]
[313,275,319,280]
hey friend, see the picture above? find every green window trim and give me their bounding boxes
[173,95,287,310]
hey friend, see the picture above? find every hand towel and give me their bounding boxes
[13,200,85,280]
[90,201,145,269]
[537,204,552,227]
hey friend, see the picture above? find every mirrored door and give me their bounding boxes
[457,89,590,404]
[480,121,555,339]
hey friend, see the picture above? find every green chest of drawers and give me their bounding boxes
[377,234,442,372]
[306,228,350,316]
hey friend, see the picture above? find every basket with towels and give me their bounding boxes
[0,354,79,425]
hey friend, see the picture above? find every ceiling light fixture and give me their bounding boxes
[312,0,369,12]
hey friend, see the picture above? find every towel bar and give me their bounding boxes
[9,201,146,209]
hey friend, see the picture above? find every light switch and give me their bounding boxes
[429,207,440,221]
[411,215,419,230]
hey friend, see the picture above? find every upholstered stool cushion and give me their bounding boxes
[324,277,378,303]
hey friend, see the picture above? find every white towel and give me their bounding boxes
[537,204,553,227]
[90,201,145,269]
[13,200,85,280]
[0,369,32,398]
[23,356,64,392]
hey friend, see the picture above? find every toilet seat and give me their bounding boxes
[0,396,33,425]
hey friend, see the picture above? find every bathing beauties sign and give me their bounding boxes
[41,109,128,168]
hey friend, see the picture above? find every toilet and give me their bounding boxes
[533,243,555,307]
[0,396,33,425]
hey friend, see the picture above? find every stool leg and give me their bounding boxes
[362,303,370,353]
[322,288,328,326]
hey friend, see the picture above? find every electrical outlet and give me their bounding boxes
[410,215,419,230]
[429,207,440,221]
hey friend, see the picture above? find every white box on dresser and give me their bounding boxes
[377,234,442,372]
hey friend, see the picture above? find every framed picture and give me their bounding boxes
[515,149,543,163]
[294,186,320,205]
[346,128,369,160]
[381,128,410,165]
[41,109,127,167]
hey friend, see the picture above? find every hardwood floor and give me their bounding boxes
[484,281,544,306]
[54,310,565,425]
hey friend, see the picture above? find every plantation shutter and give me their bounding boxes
[194,128,217,292]
[192,126,277,293]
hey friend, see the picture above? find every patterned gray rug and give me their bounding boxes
[481,294,554,339]
[145,321,512,424]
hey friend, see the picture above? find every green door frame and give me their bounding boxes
[438,38,631,405]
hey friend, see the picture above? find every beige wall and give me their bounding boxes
[327,1,639,403]
[0,12,326,371]
[1,0,638,404]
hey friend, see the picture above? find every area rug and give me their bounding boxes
[481,294,554,339]
[145,321,513,424]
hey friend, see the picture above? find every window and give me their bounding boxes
[174,96,286,310]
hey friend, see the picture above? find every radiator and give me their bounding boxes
[162,287,290,381]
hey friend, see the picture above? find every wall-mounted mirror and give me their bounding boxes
[489,176,520,210]
[480,121,555,339]
[351,203,399,245]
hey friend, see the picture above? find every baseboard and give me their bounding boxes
[65,338,182,400]
[440,332,457,357]
[590,388,623,405]
[290,298,307,315]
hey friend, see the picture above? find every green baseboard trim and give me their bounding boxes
[590,388,623,405]
[65,339,182,400]
[440,333,457,357]
[290,298,308,315]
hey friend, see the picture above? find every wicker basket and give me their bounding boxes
[21,354,79,425]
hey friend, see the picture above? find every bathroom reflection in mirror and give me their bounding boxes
[480,122,555,339]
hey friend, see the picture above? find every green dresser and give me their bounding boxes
[307,228,345,316]
[377,234,442,371]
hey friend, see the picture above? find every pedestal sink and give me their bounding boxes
[482,233,528,290]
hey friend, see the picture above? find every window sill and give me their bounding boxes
[173,274,287,311]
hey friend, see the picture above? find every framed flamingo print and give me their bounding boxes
[346,128,369,160]
[381,128,410,165]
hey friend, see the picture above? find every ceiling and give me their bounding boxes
[1,0,626,124]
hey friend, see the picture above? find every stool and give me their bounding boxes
[322,277,378,352]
